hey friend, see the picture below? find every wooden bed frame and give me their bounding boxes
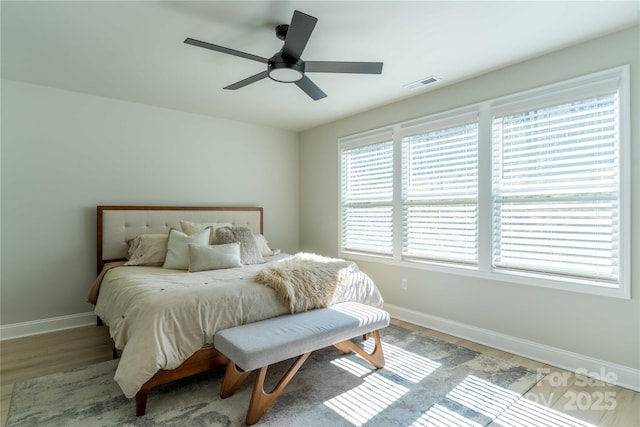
[95,205,264,416]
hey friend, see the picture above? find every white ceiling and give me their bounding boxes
[2,1,638,132]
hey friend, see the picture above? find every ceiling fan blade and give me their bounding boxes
[224,71,269,90]
[305,61,384,74]
[295,75,327,101]
[281,10,317,61]
[184,38,268,64]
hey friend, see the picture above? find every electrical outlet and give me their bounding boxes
[401,278,408,290]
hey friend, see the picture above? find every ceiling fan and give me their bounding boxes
[184,10,383,100]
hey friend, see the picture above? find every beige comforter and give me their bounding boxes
[94,253,384,398]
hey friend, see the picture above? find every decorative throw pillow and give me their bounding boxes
[188,242,242,272]
[162,228,211,270]
[215,226,264,265]
[180,220,232,244]
[253,234,280,257]
[125,234,169,266]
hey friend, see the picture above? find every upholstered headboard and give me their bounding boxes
[97,206,263,274]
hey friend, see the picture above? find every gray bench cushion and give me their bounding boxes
[214,302,389,371]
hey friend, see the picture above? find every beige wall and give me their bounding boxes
[299,26,640,372]
[0,79,299,325]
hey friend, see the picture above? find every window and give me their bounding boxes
[340,130,394,255]
[492,93,621,286]
[339,66,629,298]
[401,113,479,265]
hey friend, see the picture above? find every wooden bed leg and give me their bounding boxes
[220,361,252,398]
[97,316,103,327]
[245,352,311,425]
[333,329,385,369]
[135,389,148,417]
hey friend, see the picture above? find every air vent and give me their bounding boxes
[403,75,441,90]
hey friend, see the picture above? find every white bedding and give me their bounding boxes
[94,253,384,398]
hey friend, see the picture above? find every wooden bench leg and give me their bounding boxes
[245,352,311,425]
[220,361,253,398]
[333,329,385,369]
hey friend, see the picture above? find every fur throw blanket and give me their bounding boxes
[255,253,354,314]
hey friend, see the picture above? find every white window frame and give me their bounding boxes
[400,110,480,266]
[339,128,395,257]
[338,66,630,299]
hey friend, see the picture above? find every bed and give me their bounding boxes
[89,205,384,416]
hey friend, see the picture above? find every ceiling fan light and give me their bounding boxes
[269,67,304,83]
[268,60,304,83]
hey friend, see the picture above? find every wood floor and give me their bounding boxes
[1,320,638,426]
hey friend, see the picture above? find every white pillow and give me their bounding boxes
[180,220,233,244]
[163,228,211,270]
[253,234,280,257]
[125,234,168,266]
[188,242,242,272]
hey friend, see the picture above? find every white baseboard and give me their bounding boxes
[385,303,640,393]
[0,312,97,341]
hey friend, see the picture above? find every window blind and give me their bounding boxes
[492,93,620,284]
[402,121,479,264]
[337,66,628,297]
[341,139,394,255]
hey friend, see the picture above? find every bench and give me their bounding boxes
[213,301,390,425]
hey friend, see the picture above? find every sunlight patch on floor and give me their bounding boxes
[325,338,440,425]
[493,395,597,427]
[330,357,374,377]
[323,373,409,426]
[325,339,595,427]
[410,403,483,427]
[447,375,520,418]
[362,339,441,383]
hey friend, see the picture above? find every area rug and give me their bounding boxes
[6,324,540,426]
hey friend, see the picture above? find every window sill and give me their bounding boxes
[340,250,630,300]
